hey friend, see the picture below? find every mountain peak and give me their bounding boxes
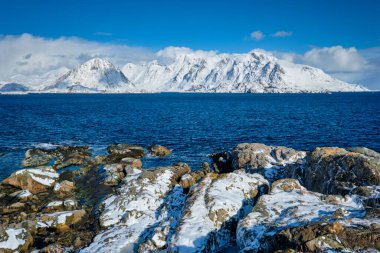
[47,58,133,93]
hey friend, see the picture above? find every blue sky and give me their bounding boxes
[0,0,379,88]
[1,0,379,52]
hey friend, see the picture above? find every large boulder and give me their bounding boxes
[169,170,269,252]
[304,147,380,195]
[2,166,59,194]
[148,145,172,157]
[80,164,190,253]
[237,179,378,252]
[231,143,306,182]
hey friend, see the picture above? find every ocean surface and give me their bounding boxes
[0,92,379,180]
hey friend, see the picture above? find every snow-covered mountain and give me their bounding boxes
[6,50,367,93]
[123,50,367,93]
[45,58,134,93]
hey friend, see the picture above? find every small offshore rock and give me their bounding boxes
[148,145,172,157]
[107,143,145,162]
[22,146,91,169]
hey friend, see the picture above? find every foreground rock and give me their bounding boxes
[80,164,190,253]
[237,179,378,252]
[170,170,269,252]
[304,147,380,195]
[231,143,306,182]
[148,145,172,157]
[0,227,33,252]
[3,166,59,194]
[1,142,379,252]
[37,209,86,233]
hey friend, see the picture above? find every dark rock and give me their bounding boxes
[107,144,145,162]
[209,151,232,173]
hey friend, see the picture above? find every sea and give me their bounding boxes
[0,92,379,180]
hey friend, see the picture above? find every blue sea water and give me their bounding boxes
[0,92,379,180]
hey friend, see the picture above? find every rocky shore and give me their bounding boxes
[0,143,379,252]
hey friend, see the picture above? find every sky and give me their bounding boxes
[0,0,379,89]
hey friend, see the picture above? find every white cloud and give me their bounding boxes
[94,32,113,36]
[301,46,369,73]
[250,31,264,41]
[272,31,293,37]
[0,33,155,85]
[0,34,379,90]
[274,45,380,89]
[157,46,217,61]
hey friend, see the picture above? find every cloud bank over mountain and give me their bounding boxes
[0,34,378,89]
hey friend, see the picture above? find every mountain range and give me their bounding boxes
[0,50,368,93]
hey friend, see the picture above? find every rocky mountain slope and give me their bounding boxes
[123,50,367,93]
[0,142,379,252]
[44,58,134,93]
[0,83,29,93]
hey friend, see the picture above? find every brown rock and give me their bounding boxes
[53,180,74,196]
[148,145,172,157]
[121,157,142,168]
[304,147,380,195]
[2,166,59,194]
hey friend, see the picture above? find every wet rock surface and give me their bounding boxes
[0,143,379,252]
[22,146,91,170]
